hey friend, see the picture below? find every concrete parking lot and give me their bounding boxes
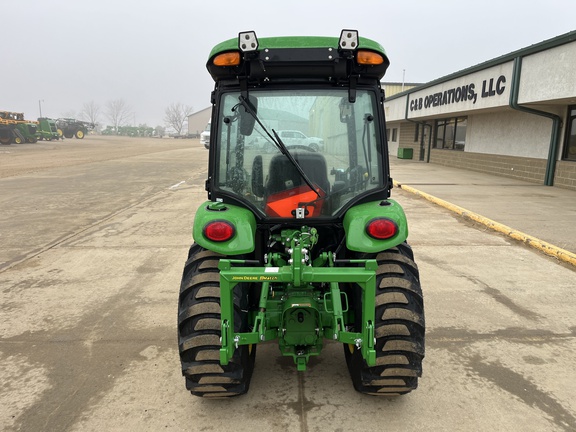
[0,137,574,431]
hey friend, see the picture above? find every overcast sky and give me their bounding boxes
[2,0,574,128]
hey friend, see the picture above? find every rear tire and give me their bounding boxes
[178,243,256,397]
[345,242,425,396]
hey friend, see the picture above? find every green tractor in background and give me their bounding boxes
[15,122,38,143]
[37,118,61,141]
[177,30,425,397]
[0,111,37,143]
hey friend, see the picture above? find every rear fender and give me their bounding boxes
[343,199,408,253]
[193,201,256,255]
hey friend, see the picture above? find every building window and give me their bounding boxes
[433,117,467,150]
[391,128,398,142]
[563,106,576,161]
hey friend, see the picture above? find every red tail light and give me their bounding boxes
[203,220,235,242]
[366,218,397,240]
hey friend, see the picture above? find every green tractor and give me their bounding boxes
[15,122,38,143]
[177,30,425,398]
[37,117,61,141]
[0,111,37,143]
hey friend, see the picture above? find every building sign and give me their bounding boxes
[409,75,506,112]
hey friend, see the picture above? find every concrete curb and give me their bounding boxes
[394,181,576,267]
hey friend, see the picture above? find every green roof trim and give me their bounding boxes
[209,35,387,58]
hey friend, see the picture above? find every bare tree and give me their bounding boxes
[164,103,194,135]
[106,99,132,133]
[80,101,101,126]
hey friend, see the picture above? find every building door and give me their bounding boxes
[563,106,576,161]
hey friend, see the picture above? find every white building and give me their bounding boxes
[187,107,212,137]
[384,30,576,190]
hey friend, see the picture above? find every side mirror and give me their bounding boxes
[251,155,264,197]
[339,97,353,123]
[239,95,258,136]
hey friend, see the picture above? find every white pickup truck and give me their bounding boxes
[251,129,324,152]
[275,130,324,151]
[200,121,210,149]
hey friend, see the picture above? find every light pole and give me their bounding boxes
[39,100,44,118]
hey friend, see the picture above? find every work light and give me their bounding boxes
[238,31,259,52]
[339,29,358,50]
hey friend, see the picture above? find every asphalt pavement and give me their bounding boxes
[389,157,576,266]
[2,139,575,431]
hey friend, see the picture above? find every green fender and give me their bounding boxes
[343,199,408,253]
[193,201,256,255]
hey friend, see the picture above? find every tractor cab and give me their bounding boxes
[205,31,392,221]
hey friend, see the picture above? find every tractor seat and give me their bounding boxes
[266,152,330,196]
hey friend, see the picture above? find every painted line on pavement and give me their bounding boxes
[169,180,186,190]
[394,181,576,267]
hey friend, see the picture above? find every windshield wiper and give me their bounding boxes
[237,96,322,197]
